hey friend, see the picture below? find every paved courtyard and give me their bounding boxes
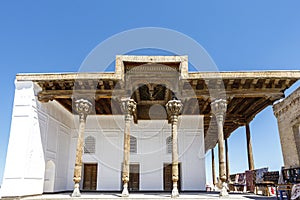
[6,192,278,200]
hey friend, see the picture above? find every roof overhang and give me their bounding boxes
[16,56,300,151]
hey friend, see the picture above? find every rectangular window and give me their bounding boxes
[166,136,172,154]
[84,136,96,154]
[130,136,137,153]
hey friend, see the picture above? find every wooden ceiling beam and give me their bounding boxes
[38,90,113,101]
[238,79,246,89]
[244,99,273,123]
[231,98,248,114]
[242,98,266,117]
[98,99,111,114]
[191,89,284,98]
[200,98,211,114]
[227,98,244,113]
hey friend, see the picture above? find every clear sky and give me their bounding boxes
[1,0,300,186]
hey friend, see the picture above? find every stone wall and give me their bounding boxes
[273,86,300,168]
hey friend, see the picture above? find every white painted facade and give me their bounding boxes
[1,81,206,197]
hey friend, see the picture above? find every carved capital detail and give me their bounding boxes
[211,99,227,117]
[75,99,93,120]
[166,99,183,122]
[121,98,137,120]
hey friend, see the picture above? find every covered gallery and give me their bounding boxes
[2,56,300,197]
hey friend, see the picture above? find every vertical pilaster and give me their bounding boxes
[166,99,183,198]
[211,148,216,188]
[211,99,228,197]
[121,98,136,197]
[246,123,255,170]
[72,99,92,197]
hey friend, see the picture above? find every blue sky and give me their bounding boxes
[1,1,300,185]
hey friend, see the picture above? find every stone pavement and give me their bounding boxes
[6,192,278,200]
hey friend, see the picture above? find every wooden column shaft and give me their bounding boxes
[217,119,226,182]
[225,139,230,181]
[211,99,227,184]
[246,123,255,170]
[211,149,216,186]
[121,98,136,197]
[72,99,92,197]
[172,116,179,183]
[73,114,87,184]
[166,99,182,198]
[122,115,131,184]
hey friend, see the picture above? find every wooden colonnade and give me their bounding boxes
[211,122,255,191]
[70,97,237,197]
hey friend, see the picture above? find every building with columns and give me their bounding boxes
[2,55,300,197]
[273,86,300,168]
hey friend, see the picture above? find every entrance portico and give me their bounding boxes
[2,55,300,198]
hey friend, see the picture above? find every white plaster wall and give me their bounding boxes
[38,100,74,192]
[2,81,74,197]
[178,116,206,190]
[138,128,164,191]
[3,80,205,197]
[1,81,45,196]
[68,115,205,191]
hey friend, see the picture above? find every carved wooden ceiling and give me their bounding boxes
[16,56,300,150]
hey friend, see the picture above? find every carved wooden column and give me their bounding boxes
[225,139,230,182]
[166,99,183,198]
[211,99,228,197]
[121,98,136,197]
[211,148,217,188]
[72,99,92,197]
[246,123,255,170]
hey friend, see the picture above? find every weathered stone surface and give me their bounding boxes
[273,87,300,168]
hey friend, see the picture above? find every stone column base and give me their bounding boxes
[121,183,129,197]
[219,182,229,198]
[71,183,81,197]
[171,186,179,198]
